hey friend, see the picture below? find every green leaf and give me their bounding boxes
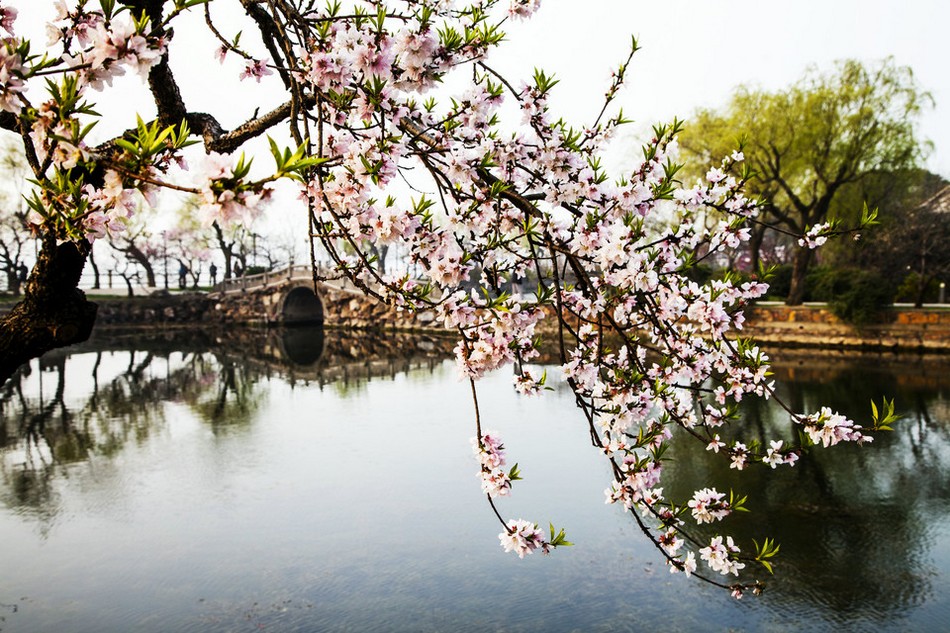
[100,0,116,20]
[548,524,573,547]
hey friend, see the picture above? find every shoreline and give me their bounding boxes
[4,294,949,355]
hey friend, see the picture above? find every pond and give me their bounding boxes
[1,327,949,632]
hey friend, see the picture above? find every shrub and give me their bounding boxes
[808,266,894,325]
[894,272,940,304]
[762,264,793,300]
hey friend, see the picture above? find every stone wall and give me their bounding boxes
[82,289,441,331]
[743,305,950,353]
[327,300,950,354]
[9,291,948,354]
[321,292,439,330]
[88,293,213,326]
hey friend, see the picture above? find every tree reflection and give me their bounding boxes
[8,332,948,620]
[0,327,453,525]
[662,352,950,620]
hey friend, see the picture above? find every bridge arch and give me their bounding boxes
[281,286,324,324]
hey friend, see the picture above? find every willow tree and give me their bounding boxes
[679,59,931,304]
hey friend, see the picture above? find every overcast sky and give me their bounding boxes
[497,0,950,177]
[11,1,950,176]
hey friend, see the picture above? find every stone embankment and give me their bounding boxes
[4,291,948,354]
[744,305,950,353]
[85,292,214,325]
[39,291,430,329]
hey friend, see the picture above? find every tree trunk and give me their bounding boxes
[120,273,135,297]
[5,269,18,296]
[213,222,235,279]
[748,223,766,275]
[0,236,98,385]
[785,245,813,306]
[89,248,101,289]
[914,274,929,309]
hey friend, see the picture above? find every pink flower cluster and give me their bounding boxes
[0,5,15,36]
[194,152,270,228]
[498,519,547,558]
[796,407,871,447]
[0,5,23,113]
[78,170,140,241]
[0,37,24,113]
[52,7,166,91]
[700,535,746,577]
[687,488,731,524]
[472,432,512,498]
[763,439,799,468]
[508,0,543,20]
[606,456,663,510]
[798,222,831,249]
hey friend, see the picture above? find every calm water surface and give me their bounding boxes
[1,328,949,632]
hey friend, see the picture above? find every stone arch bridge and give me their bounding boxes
[211,264,356,325]
[209,264,433,329]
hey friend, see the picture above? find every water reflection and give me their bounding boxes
[0,336,949,632]
[0,327,454,527]
[664,350,950,628]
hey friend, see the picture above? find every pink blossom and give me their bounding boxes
[240,58,272,82]
[508,0,542,20]
[668,551,697,577]
[798,222,831,249]
[797,407,870,447]
[0,5,16,35]
[472,433,506,470]
[499,519,546,558]
[0,43,25,113]
[700,535,745,576]
[763,440,786,468]
[688,487,732,524]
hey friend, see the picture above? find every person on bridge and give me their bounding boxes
[178,262,188,289]
[209,263,218,285]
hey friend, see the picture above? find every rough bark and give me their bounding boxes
[786,245,812,306]
[0,236,97,385]
[747,223,766,275]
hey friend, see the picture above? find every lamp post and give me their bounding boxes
[940,282,946,305]
[162,230,168,289]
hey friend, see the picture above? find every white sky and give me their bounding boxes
[496,0,950,177]
[9,0,950,218]
[13,1,950,164]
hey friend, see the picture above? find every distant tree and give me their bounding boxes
[841,173,950,307]
[108,215,161,288]
[211,221,242,280]
[821,169,950,303]
[109,251,143,297]
[680,58,932,304]
[0,144,35,295]
[172,195,258,281]
[254,227,298,272]
[166,226,211,289]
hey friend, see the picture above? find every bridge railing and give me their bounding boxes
[213,264,370,295]
[214,265,312,294]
